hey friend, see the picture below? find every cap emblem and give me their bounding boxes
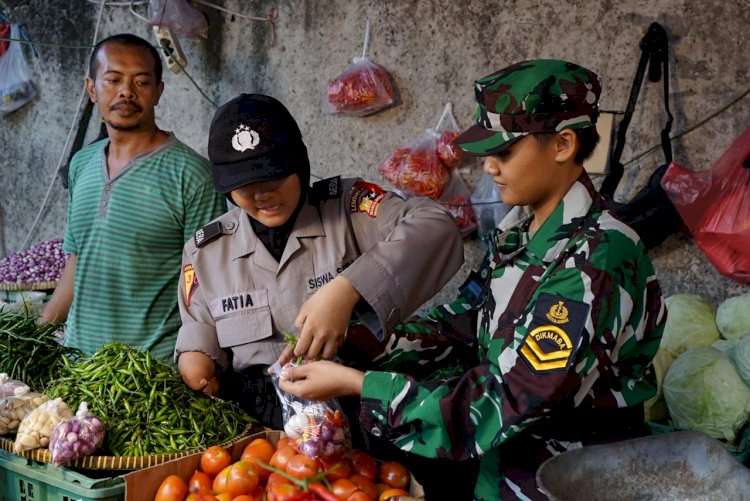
[231,124,260,152]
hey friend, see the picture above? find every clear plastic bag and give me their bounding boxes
[661,126,750,283]
[270,363,351,460]
[471,172,511,243]
[0,386,48,435]
[148,0,208,38]
[434,103,465,170]
[0,373,29,398]
[324,20,396,117]
[379,128,450,199]
[49,402,105,467]
[438,170,477,237]
[14,397,73,452]
[0,23,36,116]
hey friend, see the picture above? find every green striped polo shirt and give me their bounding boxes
[63,134,226,362]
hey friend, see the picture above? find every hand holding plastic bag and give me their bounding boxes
[271,362,350,460]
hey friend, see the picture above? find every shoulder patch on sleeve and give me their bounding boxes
[349,181,386,218]
[518,293,590,375]
[182,264,199,306]
[194,221,222,247]
[312,176,343,202]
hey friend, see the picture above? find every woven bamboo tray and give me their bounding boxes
[0,423,259,471]
[0,281,57,291]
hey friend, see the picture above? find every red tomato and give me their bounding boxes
[266,482,303,501]
[275,436,295,450]
[201,446,233,478]
[241,438,275,464]
[378,461,410,490]
[185,494,218,501]
[212,465,232,495]
[349,474,378,500]
[232,496,255,501]
[155,475,188,501]
[188,470,214,494]
[351,451,377,481]
[320,456,353,482]
[226,460,260,497]
[270,445,298,470]
[378,488,410,501]
[346,492,374,501]
[331,478,359,500]
[266,472,293,489]
[285,453,321,480]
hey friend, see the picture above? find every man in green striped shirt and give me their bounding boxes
[41,34,225,362]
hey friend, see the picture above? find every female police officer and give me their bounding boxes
[174,94,464,427]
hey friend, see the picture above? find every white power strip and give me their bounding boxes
[152,26,188,74]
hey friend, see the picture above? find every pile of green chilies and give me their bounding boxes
[46,342,254,456]
[0,309,81,392]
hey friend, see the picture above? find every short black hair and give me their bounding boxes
[534,127,601,165]
[88,33,162,84]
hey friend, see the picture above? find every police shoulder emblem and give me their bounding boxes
[519,293,589,374]
[349,181,386,218]
[182,264,199,306]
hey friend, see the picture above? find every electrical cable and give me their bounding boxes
[19,0,108,252]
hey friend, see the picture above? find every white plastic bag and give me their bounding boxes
[13,397,73,452]
[148,0,208,38]
[434,103,466,170]
[439,170,477,237]
[0,23,36,116]
[471,173,511,243]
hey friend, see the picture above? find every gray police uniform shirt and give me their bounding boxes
[175,177,464,371]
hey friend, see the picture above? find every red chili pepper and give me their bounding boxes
[308,482,340,501]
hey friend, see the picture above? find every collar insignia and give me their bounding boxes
[546,300,570,324]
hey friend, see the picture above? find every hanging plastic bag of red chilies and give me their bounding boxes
[379,128,449,199]
[324,20,396,117]
[0,23,36,117]
[438,170,477,237]
[148,0,208,38]
[434,102,466,170]
[661,125,750,284]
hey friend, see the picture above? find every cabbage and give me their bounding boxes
[732,333,750,387]
[661,294,721,360]
[716,294,750,340]
[663,346,750,442]
[712,338,740,359]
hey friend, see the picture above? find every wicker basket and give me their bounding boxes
[0,281,57,291]
[0,423,259,471]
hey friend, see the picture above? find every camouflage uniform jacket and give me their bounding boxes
[358,172,666,500]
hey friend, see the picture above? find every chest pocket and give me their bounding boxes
[212,290,273,347]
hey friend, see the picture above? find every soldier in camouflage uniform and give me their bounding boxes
[278,59,666,500]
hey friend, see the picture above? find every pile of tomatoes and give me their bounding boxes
[153,436,414,501]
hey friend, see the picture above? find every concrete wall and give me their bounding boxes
[1,0,749,309]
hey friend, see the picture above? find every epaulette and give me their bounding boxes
[311,176,342,203]
[194,221,223,248]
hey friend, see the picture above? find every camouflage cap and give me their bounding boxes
[454,59,602,156]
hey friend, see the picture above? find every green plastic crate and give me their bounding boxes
[0,451,124,501]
